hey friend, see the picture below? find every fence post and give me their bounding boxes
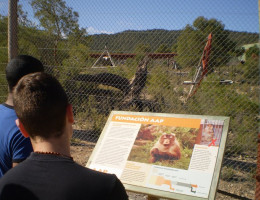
[8,0,18,61]
[256,1,260,199]
[147,195,159,200]
[256,133,260,199]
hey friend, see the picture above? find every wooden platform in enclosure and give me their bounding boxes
[90,53,177,59]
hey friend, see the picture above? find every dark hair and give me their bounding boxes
[13,72,68,139]
[6,55,44,91]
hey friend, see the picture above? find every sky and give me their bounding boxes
[0,0,259,34]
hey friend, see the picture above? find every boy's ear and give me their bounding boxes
[15,119,29,138]
[67,104,74,124]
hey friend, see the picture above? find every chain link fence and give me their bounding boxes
[0,0,259,199]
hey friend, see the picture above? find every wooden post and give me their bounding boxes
[256,133,260,200]
[147,195,159,200]
[8,0,18,61]
[257,1,260,199]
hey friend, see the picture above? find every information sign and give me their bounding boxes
[86,111,229,200]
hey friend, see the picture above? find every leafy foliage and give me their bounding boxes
[31,0,85,38]
[176,17,236,71]
[245,44,259,60]
[90,29,182,53]
[155,44,171,53]
[31,0,87,64]
[89,29,258,54]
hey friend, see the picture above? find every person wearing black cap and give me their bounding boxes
[0,55,44,177]
[0,72,128,200]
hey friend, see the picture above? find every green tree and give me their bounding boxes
[134,43,151,63]
[243,57,259,84]
[18,4,34,27]
[171,43,177,52]
[31,0,86,64]
[176,17,236,71]
[134,43,151,54]
[155,44,171,53]
[245,45,259,60]
[241,46,259,84]
[0,15,8,64]
[0,16,8,102]
[234,47,245,57]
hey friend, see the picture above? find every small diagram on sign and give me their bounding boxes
[191,184,198,193]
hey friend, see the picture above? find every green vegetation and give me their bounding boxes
[221,166,236,181]
[89,29,258,54]
[176,17,236,71]
[155,44,171,53]
[31,0,87,65]
[89,29,182,53]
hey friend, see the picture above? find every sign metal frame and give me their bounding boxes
[86,111,230,200]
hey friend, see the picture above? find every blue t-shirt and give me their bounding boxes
[0,103,33,177]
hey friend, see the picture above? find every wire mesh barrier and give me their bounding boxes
[0,0,259,199]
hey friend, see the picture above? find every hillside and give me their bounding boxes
[227,30,259,46]
[89,29,181,53]
[89,29,259,53]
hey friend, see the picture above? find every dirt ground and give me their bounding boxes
[70,141,255,200]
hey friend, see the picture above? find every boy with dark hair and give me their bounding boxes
[0,55,44,177]
[0,72,128,200]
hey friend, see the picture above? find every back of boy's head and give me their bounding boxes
[6,55,44,92]
[13,72,68,139]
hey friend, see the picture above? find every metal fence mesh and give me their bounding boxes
[0,0,259,199]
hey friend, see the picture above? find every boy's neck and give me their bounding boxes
[32,134,71,158]
[5,93,14,106]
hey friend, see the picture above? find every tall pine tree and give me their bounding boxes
[176,17,236,72]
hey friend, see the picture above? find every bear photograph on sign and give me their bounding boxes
[127,124,199,170]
